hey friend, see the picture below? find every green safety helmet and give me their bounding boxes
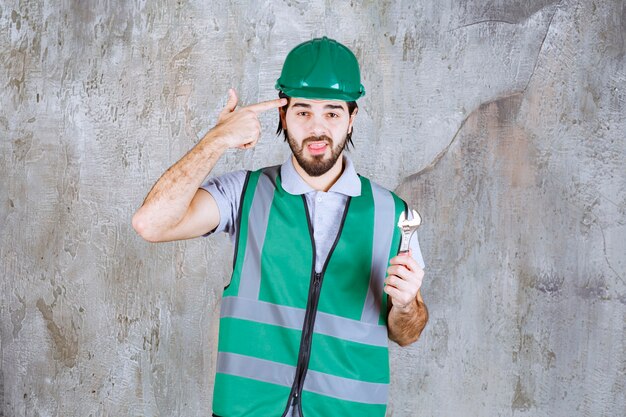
[275,36,365,101]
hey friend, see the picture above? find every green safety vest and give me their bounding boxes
[212,166,406,417]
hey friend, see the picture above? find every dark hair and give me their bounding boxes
[276,91,358,149]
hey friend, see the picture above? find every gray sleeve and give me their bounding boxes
[199,170,248,237]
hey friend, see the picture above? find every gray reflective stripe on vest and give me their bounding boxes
[304,368,388,405]
[221,297,388,347]
[217,352,388,405]
[216,351,295,388]
[238,172,276,299]
[361,182,396,323]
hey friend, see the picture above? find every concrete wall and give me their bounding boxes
[1,0,624,416]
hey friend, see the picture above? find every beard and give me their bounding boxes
[286,131,348,177]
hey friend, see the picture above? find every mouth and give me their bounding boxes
[305,140,329,156]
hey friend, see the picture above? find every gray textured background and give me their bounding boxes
[1,0,625,416]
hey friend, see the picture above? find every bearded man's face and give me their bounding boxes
[281,98,356,177]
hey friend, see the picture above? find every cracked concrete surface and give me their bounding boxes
[1,0,624,416]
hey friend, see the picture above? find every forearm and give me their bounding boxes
[387,296,428,347]
[133,130,226,239]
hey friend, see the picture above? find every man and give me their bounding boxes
[133,37,428,417]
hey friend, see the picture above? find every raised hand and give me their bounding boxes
[211,89,287,150]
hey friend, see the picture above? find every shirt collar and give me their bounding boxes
[280,155,361,197]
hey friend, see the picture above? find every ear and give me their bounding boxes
[348,107,358,134]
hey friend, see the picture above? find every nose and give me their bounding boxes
[308,114,328,137]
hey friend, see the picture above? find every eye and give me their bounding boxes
[297,111,309,117]
[327,113,339,118]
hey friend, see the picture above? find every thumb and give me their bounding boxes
[219,88,238,118]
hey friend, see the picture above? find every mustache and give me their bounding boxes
[302,135,333,146]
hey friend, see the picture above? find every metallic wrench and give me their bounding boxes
[397,209,422,254]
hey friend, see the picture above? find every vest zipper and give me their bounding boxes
[281,196,352,417]
[282,267,323,415]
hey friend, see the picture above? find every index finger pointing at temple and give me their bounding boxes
[245,98,288,114]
